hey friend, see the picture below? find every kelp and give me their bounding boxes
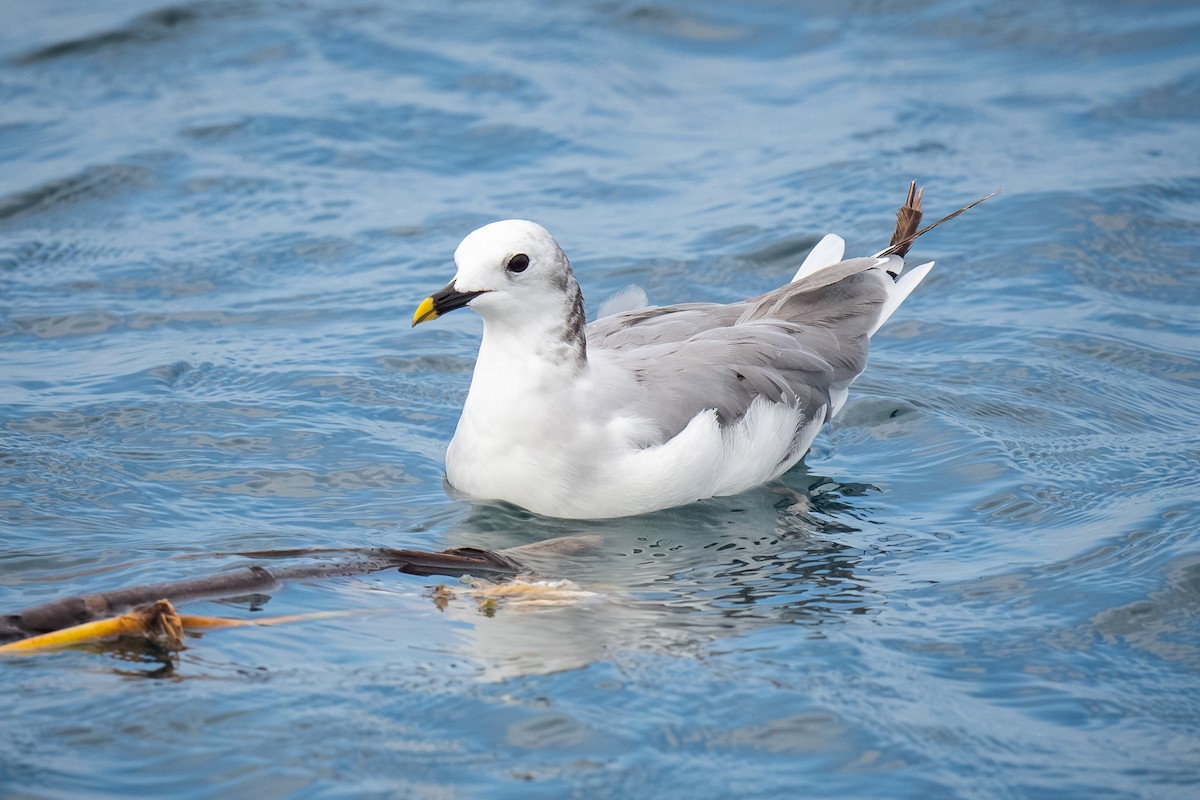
[1,535,602,654]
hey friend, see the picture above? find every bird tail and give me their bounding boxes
[866,181,1000,336]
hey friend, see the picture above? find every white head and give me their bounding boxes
[412,220,588,359]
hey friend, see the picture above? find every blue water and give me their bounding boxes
[3,0,1199,797]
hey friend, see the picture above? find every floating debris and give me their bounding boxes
[0,535,604,656]
[0,599,354,656]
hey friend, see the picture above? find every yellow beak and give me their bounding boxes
[411,282,486,327]
[412,296,438,327]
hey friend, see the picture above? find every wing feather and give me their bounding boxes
[587,256,896,442]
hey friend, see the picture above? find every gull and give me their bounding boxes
[412,183,992,519]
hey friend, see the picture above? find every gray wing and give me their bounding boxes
[586,258,890,441]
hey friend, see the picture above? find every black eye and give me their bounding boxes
[506,253,530,273]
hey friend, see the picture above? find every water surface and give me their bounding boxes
[2,0,1199,797]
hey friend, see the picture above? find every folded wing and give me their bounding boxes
[587,256,902,442]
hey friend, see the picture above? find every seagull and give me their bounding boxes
[412,183,992,519]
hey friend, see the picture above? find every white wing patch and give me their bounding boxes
[596,285,649,319]
[870,261,934,337]
[791,233,846,282]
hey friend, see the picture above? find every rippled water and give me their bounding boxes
[3,0,1199,797]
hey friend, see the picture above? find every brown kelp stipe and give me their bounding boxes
[0,535,603,654]
[875,183,1001,259]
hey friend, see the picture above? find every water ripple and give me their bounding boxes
[0,162,156,223]
[11,7,200,65]
[2,0,1199,797]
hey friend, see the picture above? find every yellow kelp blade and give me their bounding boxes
[178,610,354,629]
[0,599,184,654]
[0,599,354,656]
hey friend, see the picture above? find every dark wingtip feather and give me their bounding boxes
[888,180,925,258]
[875,184,1002,259]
